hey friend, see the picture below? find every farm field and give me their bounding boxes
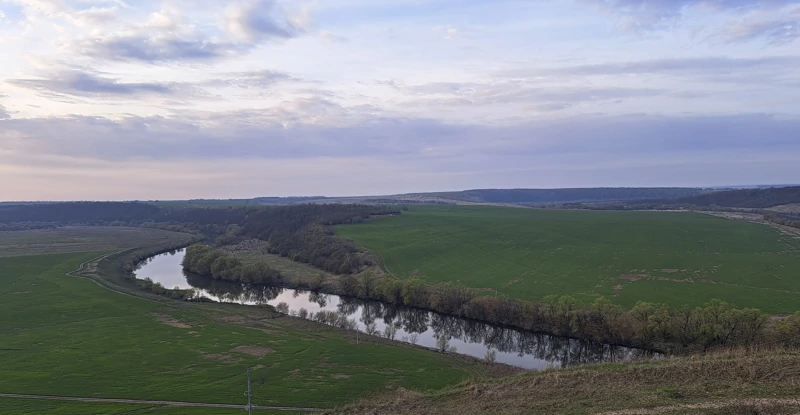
[337,206,800,312]
[0,398,280,415]
[0,227,195,257]
[0,229,475,413]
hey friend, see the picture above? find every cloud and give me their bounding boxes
[2,109,798,163]
[435,25,483,40]
[205,69,295,88]
[9,0,119,26]
[398,81,667,109]
[74,32,237,63]
[0,104,9,119]
[67,1,307,63]
[531,55,800,76]
[2,110,799,199]
[223,0,307,43]
[710,5,800,44]
[9,70,178,98]
[584,0,795,32]
[496,56,800,90]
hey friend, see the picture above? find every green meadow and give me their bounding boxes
[0,398,262,415]
[0,229,475,413]
[337,206,800,312]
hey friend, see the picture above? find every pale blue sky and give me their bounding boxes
[0,0,798,200]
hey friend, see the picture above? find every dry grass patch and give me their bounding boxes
[326,347,800,415]
[152,314,192,329]
[230,345,274,357]
[619,274,649,282]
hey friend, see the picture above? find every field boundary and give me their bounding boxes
[0,393,322,412]
[698,210,800,238]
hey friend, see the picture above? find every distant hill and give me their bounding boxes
[422,187,707,204]
[677,186,800,208]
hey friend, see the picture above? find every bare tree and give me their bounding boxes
[384,324,398,340]
[436,334,451,353]
[275,302,290,314]
[365,322,379,336]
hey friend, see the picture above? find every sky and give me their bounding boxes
[0,0,798,200]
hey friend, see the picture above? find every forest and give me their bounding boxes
[677,186,800,208]
[0,202,399,274]
[429,187,708,204]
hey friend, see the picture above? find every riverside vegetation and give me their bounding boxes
[181,244,800,354]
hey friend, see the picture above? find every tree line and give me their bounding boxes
[330,273,777,352]
[677,186,800,208]
[182,244,284,285]
[1,202,398,274]
[763,212,800,230]
[179,244,797,353]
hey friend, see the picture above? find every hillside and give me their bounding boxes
[678,186,800,208]
[329,348,800,415]
[421,187,707,204]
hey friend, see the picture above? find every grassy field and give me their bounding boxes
[329,347,800,415]
[0,229,476,414]
[0,398,261,415]
[0,398,310,414]
[337,206,800,312]
[0,227,195,257]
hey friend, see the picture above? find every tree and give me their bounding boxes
[484,349,497,363]
[338,274,358,296]
[436,334,452,353]
[401,279,429,308]
[275,302,290,314]
[777,312,800,346]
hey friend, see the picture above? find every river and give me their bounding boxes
[136,249,654,370]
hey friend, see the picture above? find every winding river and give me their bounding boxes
[136,249,654,370]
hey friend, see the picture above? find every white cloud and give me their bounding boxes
[1,0,800,199]
[710,5,800,44]
[223,0,307,43]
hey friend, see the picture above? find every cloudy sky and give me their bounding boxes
[0,0,798,200]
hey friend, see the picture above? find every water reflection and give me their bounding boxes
[136,249,654,370]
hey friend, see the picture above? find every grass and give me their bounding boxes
[0,227,195,257]
[327,347,800,415]
[0,229,477,413]
[0,398,310,414]
[336,206,800,312]
[236,251,334,281]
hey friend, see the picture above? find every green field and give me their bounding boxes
[0,398,261,415]
[0,230,475,413]
[0,227,196,257]
[337,206,800,312]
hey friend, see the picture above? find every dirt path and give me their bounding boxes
[594,398,800,415]
[0,392,322,412]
